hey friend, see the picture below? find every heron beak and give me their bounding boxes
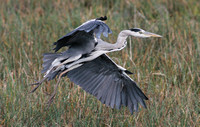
[144,31,162,37]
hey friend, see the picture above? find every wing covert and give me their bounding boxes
[53,17,112,52]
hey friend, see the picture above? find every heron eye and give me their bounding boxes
[139,31,142,34]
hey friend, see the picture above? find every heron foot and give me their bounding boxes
[46,77,61,108]
[30,82,42,93]
[46,91,57,108]
[29,81,40,86]
[29,77,47,93]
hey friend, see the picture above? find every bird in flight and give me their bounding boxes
[30,16,162,114]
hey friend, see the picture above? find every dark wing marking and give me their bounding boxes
[53,19,112,52]
[66,54,148,114]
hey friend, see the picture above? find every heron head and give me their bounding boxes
[129,28,162,38]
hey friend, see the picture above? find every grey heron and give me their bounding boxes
[30,16,162,114]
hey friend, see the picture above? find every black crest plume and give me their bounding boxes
[96,16,107,21]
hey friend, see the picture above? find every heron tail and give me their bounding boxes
[41,53,61,76]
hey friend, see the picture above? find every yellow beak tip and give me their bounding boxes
[152,34,162,38]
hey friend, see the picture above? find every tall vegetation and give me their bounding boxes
[0,0,199,126]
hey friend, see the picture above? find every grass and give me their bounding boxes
[0,0,199,126]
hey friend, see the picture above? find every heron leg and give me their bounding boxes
[50,54,82,72]
[30,66,58,93]
[46,68,71,107]
[46,75,61,108]
[30,64,64,94]
[46,64,83,107]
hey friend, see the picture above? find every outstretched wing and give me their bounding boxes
[53,17,112,52]
[66,54,148,114]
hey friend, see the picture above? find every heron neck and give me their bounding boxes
[96,30,129,52]
[111,30,129,51]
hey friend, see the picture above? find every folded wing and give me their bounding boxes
[53,17,112,52]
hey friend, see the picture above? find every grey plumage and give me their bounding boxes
[53,18,112,52]
[67,54,148,114]
[30,16,162,114]
[42,53,61,73]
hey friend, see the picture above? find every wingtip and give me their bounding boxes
[53,42,57,45]
[124,70,133,75]
[144,95,149,100]
[53,47,58,52]
[52,42,59,52]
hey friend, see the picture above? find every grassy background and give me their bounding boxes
[0,0,199,126]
